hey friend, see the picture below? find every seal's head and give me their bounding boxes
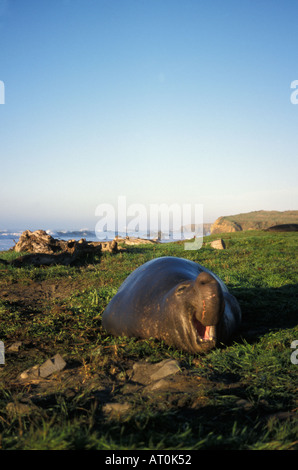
[173,271,225,353]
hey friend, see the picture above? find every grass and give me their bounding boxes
[0,230,297,450]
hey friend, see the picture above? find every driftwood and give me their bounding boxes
[114,235,158,245]
[13,230,72,254]
[0,230,119,267]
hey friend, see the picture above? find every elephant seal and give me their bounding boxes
[102,256,241,354]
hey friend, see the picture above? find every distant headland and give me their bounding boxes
[210,210,298,234]
[181,210,298,236]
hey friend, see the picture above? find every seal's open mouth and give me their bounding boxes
[193,316,216,342]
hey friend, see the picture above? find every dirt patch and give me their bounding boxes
[0,276,238,413]
[2,351,220,422]
[0,277,95,308]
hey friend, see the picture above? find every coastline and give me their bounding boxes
[0,228,206,252]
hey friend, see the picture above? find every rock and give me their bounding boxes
[114,236,157,245]
[149,359,181,381]
[97,239,119,253]
[19,365,40,380]
[4,229,110,267]
[12,229,104,256]
[144,378,170,392]
[211,218,242,234]
[7,341,22,352]
[14,230,66,254]
[210,239,226,250]
[18,354,67,381]
[211,210,298,234]
[6,401,36,417]
[130,359,180,385]
[102,402,131,416]
[39,354,67,378]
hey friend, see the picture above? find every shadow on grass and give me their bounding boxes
[230,283,298,344]
[92,399,297,450]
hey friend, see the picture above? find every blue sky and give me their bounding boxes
[0,0,297,231]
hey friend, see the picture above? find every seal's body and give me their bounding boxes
[102,256,241,354]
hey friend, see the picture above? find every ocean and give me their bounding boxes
[0,228,200,252]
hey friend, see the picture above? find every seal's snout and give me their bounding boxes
[194,271,224,328]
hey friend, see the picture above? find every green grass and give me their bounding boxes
[0,231,297,450]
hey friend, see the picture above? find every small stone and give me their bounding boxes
[130,359,180,385]
[145,378,169,391]
[39,354,66,378]
[6,402,33,416]
[149,359,180,382]
[7,341,22,352]
[19,365,40,380]
[210,239,226,250]
[102,402,131,416]
[18,354,66,381]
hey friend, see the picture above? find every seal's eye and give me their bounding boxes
[176,285,188,295]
